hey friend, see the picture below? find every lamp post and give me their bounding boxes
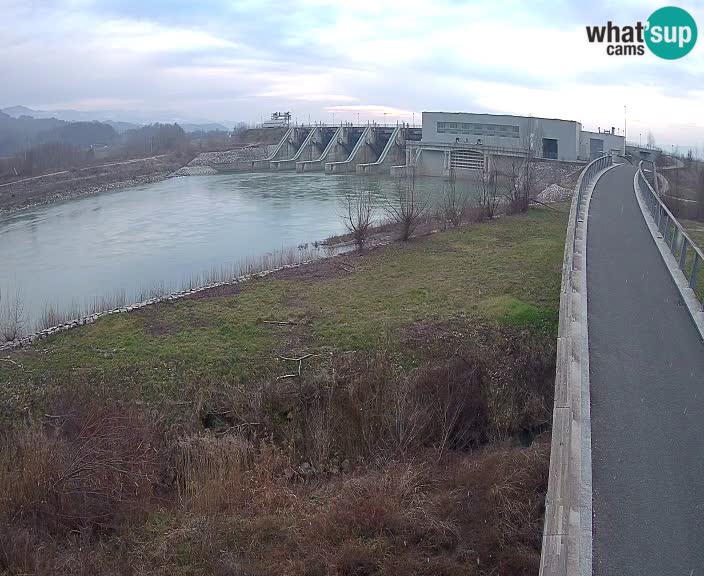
[639,133,642,148]
[624,105,627,155]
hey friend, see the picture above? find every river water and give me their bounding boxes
[0,172,476,330]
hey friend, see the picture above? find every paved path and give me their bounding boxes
[588,164,704,576]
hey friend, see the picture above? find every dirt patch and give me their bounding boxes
[270,252,369,281]
[399,319,478,354]
[184,281,244,301]
[136,301,216,336]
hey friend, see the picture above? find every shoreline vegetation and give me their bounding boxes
[0,202,569,575]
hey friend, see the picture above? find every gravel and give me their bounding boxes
[536,183,573,203]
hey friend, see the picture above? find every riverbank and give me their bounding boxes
[0,205,568,575]
[0,154,184,214]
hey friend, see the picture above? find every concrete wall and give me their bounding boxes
[580,130,625,159]
[421,112,582,161]
[414,148,446,177]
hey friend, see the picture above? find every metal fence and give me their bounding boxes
[572,154,613,264]
[637,160,704,303]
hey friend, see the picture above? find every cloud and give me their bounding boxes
[1,0,703,147]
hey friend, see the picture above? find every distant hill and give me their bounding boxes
[181,123,229,133]
[0,105,239,134]
[43,122,119,147]
[0,112,121,155]
[1,105,48,118]
[0,111,66,155]
[104,120,142,133]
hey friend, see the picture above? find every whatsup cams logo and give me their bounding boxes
[586,6,698,59]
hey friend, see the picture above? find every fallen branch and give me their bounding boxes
[278,353,314,362]
[277,353,317,379]
[0,358,23,368]
[263,320,298,326]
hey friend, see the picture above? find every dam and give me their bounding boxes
[209,123,423,176]
[201,111,625,181]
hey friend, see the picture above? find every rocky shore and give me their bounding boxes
[172,146,274,176]
[0,155,183,215]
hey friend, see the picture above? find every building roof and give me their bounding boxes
[422,111,582,125]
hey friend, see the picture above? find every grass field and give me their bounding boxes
[0,205,568,575]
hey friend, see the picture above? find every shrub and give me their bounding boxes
[0,398,163,538]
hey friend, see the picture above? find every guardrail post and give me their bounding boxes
[680,238,688,271]
[690,255,700,291]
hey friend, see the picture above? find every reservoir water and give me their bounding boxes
[0,172,471,330]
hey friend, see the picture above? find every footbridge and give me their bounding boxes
[540,157,704,575]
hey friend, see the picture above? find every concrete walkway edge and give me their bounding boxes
[578,164,619,576]
[539,159,616,576]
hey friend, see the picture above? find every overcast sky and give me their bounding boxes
[3,0,703,150]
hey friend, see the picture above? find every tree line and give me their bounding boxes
[0,115,194,179]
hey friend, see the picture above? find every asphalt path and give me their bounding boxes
[588,164,704,576]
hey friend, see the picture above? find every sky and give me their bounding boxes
[2,0,703,151]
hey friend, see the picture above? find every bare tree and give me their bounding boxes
[441,167,468,227]
[647,131,656,149]
[478,158,501,219]
[0,288,25,342]
[385,169,427,241]
[340,186,374,251]
[497,122,542,214]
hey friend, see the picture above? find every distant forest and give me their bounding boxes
[0,112,237,178]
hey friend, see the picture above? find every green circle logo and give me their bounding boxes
[645,6,698,59]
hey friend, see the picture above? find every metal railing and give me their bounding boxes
[637,160,704,304]
[572,154,613,264]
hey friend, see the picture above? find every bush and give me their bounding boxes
[0,398,163,538]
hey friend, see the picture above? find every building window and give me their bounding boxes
[437,121,519,138]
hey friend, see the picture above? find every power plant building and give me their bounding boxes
[413,111,624,177]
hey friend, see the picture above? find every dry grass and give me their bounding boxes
[0,341,552,575]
